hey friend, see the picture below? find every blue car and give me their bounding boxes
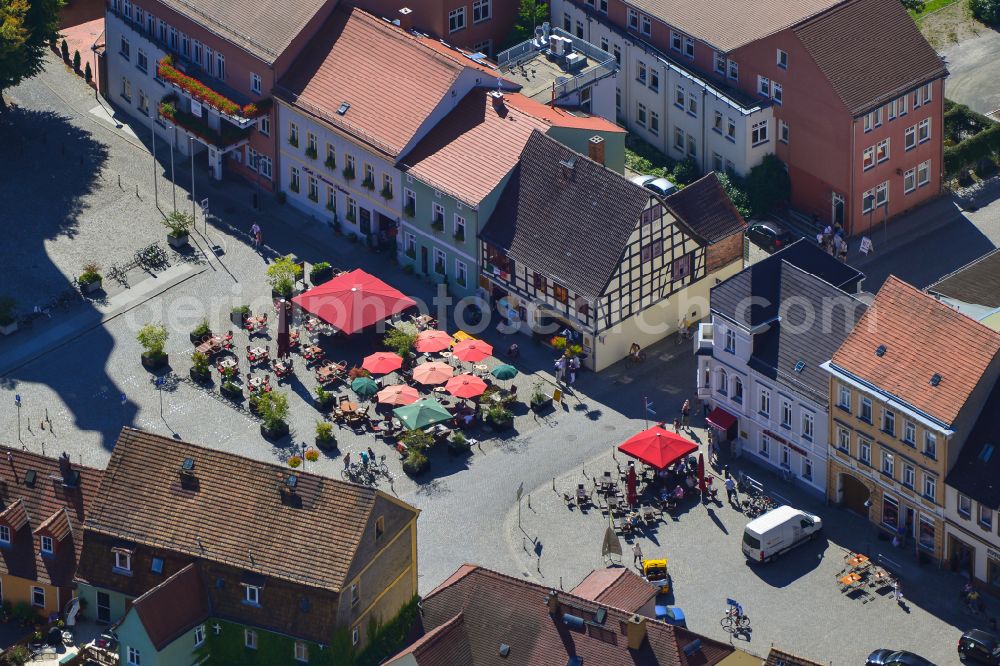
[654,605,686,628]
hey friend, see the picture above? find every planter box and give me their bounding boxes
[221,384,243,401]
[489,418,514,431]
[261,421,290,440]
[316,437,337,451]
[310,268,333,285]
[272,289,294,301]
[530,397,553,414]
[0,322,17,337]
[141,352,169,371]
[189,330,212,344]
[168,233,190,249]
[313,397,334,412]
[80,278,102,294]
[189,368,212,384]
[403,460,429,477]
[231,311,248,327]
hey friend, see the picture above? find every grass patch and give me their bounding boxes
[909,0,960,23]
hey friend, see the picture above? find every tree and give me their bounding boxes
[715,171,752,220]
[505,0,549,48]
[0,0,64,111]
[901,0,925,12]
[970,0,1000,24]
[83,60,91,82]
[743,154,791,218]
[71,48,79,71]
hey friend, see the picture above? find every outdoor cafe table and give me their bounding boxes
[846,554,870,569]
[304,345,324,358]
[218,357,237,371]
[473,364,489,375]
[250,346,268,357]
[340,400,358,414]
[838,572,863,588]
[316,364,340,383]
[248,375,268,390]
[196,336,224,355]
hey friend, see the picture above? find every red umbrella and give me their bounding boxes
[445,374,487,399]
[412,362,454,385]
[626,464,638,506]
[453,339,493,363]
[415,330,453,353]
[617,426,698,470]
[362,351,403,375]
[291,269,416,335]
[377,384,419,406]
[698,452,706,498]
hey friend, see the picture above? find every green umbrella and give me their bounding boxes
[491,364,519,381]
[351,376,379,399]
[393,399,452,430]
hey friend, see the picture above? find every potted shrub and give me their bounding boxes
[231,304,250,327]
[348,366,372,380]
[403,201,415,217]
[305,145,317,160]
[267,255,302,299]
[190,352,211,383]
[529,382,553,413]
[551,336,568,353]
[305,448,320,462]
[487,404,514,431]
[137,323,169,370]
[189,318,211,344]
[402,448,429,476]
[220,367,242,401]
[380,184,393,199]
[78,263,103,294]
[287,455,302,468]
[258,390,290,439]
[162,211,194,249]
[0,297,17,336]
[383,328,417,360]
[310,262,333,285]
[313,385,335,411]
[316,421,337,450]
[325,154,336,170]
[448,431,472,456]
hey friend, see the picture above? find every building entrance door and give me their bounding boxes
[832,192,845,226]
[840,473,870,515]
[420,247,428,275]
[950,535,975,578]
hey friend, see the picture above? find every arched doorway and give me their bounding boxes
[839,473,870,516]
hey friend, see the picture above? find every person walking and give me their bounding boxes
[342,451,351,468]
[893,580,903,602]
[681,400,691,430]
[568,356,580,385]
[554,356,567,384]
[250,222,262,250]
[725,475,737,506]
[633,542,643,567]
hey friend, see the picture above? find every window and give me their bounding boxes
[918,118,931,143]
[674,84,684,109]
[308,177,319,202]
[649,70,659,92]
[599,0,608,12]
[904,167,916,193]
[882,408,895,436]
[922,82,932,104]
[473,0,491,23]
[120,36,130,60]
[727,117,736,141]
[716,368,728,395]
[203,46,213,76]
[781,400,792,428]
[612,44,620,65]
[859,397,872,423]
[533,273,547,294]
[903,421,916,445]
[258,115,270,136]
[32,586,44,608]
[875,181,888,207]
[127,647,140,666]
[758,388,771,416]
[306,132,317,156]
[864,112,873,133]
[902,464,914,489]
[863,146,875,170]
[168,26,176,50]
[295,641,309,662]
[114,550,132,572]
[757,75,770,97]
[915,159,930,187]
[350,583,360,607]
[194,625,205,647]
[781,446,790,468]
[649,111,659,135]
[771,82,782,104]
[289,166,300,193]
[364,163,374,187]
[687,93,697,116]
[882,494,899,529]
[838,385,851,410]
[151,557,164,574]
[959,494,972,518]
[327,187,336,211]
[601,37,609,52]
[875,107,883,126]
[636,102,646,127]
[136,49,147,72]
[289,122,299,147]
[725,328,736,353]
[923,474,936,502]
[684,37,694,58]
[672,252,692,279]
[924,431,937,459]
[733,377,743,403]
[802,413,814,441]
[382,173,393,198]
[405,233,416,255]
[245,629,258,649]
[779,119,789,143]
[881,451,894,477]
[714,52,726,74]
[859,438,871,465]
[192,40,202,66]
[759,433,770,457]
[673,127,684,152]
[981,506,994,530]
[687,133,696,157]
[250,73,261,94]
[244,584,261,606]
[887,99,897,121]
[712,111,723,133]
[802,457,813,481]
[897,94,908,116]
[258,156,272,180]
[876,138,890,163]
[456,260,468,287]
[713,152,723,172]
[637,62,647,85]
[448,7,465,32]
[138,89,148,115]
[837,427,851,453]
[348,197,358,222]
[630,9,640,30]
[40,535,53,555]
[352,628,360,646]
[751,119,768,146]
[862,187,875,214]
[553,284,569,304]
[434,248,446,275]
[121,76,132,102]
[641,15,651,35]
[777,49,788,69]
[0,525,9,544]
[180,33,188,58]
[728,59,738,80]
[905,125,916,150]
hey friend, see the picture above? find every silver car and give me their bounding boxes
[630,175,677,197]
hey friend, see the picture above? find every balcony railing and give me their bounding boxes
[159,95,251,148]
[156,56,269,128]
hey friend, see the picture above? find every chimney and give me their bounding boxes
[396,7,413,32]
[546,589,559,616]
[58,452,79,487]
[587,136,605,166]
[626,614,647,650]
[490,90,506,113]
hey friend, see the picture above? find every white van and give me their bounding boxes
[742,505,822,563]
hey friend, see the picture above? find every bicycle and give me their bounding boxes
[720,605,750,633]
[626,348,646,367]
[107,263,129,287]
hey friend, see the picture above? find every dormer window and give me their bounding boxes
[113,549,132,573]
[0,525,10,545]
[40,535,53,555]
[244,584,261,606]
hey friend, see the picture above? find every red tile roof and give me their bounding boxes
[416,564,734,666]
[0,499,30,531]
[34,507,73,542]
[400,90,550,206]
[412,34,507,78]
[831,276,1000,425]
[390,612,474,665]
[277,7,467,157]
[132,563,210,651]
[570,568,657,613]
[504,93,625,133]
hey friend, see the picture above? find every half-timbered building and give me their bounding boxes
[479,131,746,371]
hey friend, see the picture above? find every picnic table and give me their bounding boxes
[217,357,237,371]
[303,345,324,360]
[248,375,269,391]
[196,336,224,355]
[316,363,342,383]
[340,400,358,414]
[846,553,870,570]
[838,572,864,590]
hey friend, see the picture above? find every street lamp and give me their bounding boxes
[190,136,196,227]
[150,112,158,208]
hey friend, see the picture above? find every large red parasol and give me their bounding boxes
[415,330,453,353]
[412,362,455,385]
[362,352,403,375]
[452,339,493,363]
[376,384,419,406]
[445,374,487,399]
[617,426,698,470]
[291,269,415,335]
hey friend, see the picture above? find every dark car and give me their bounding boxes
[745,221,794,253]
[960,629,1000,664]
[866,649,936,666]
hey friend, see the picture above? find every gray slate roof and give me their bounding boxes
[157,0,332,64]
[946,379,1000,509]
[480,131,651,299]
[664,172,746,244]
[927,249,1000,309]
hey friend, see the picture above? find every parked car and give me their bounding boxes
[742,505,822,563]
[959,629,1000,664]
[866,649,936,666]
[745,221,794,253]
[654,604,686,628]
[629,175,677,197]
[641,558,670,593]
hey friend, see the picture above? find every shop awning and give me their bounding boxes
[706,407,738,431]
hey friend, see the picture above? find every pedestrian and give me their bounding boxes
[681,400,691,429]
[342,451,351,468]
[367,446,376,464]
[508,343,519,359]
[838,238,849,263]
[554,356,566,384]
[569,356,580,385]
[673,417,680,433]
[894,580,903,602]
[250,222,262,249]
[633,542,643,567]
[725,475,737,505]
[360,449,369,466]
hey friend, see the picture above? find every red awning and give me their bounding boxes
[291,269,416,335]
[617,427,698,470]
[707,407,738,431]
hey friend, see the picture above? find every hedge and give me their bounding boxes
[944,123,1000,177]
[943,101,994,144]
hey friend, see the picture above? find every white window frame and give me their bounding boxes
[757,75,770,97]
[294,641,309,663]
[630,9,641,31]
[0,525,9,544]
[245,629,258,649]
[758,433,770,457]
[687,93,697,116]
[713,52,726,74]
[981,505,994,530]
[838,385,851,410]
[905,125,916,150]
[641,14,651,35]
[448,7,466,33]
[727,117,736,140]
[40,535,53,555]
[258,115,270,137]
[779,119,789,144]
[924,431,937,459]
[864,112,873,133]
[902,463,915,489]
[862,146,875,170]
[636,102,647,127]
[876,138,890,164]
[127,646,140,666]
[903,420,916,444]
[777,49,788,69]
[751,119,768,146]
[882,450,894,477]
[649,110,659,135]
[758,387,771,416]
[917,160,930,186]
[837,427,851,453]
[649,69,659,92]
[875,181,889,207]
[114,550,132,572]
[780,400,792,428]
[684,37,694,58]
[959,494,972,518]
[454,214,466,239]
[859,438,871,465]
[32,586,45,608]
[250,73,261,94]
[802,412,814,441]
[771,81,782,104]
[352,628,360,646]
[472,0,491,24]
[728,59,738,80]
[923,473,936,502]
[244,584,261,606]
[724,328,736,353]
[918,118,931,143]
[194,625,205,647]
[455,259,468,287]
[903,168,916,194]
[882,408,895,436]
